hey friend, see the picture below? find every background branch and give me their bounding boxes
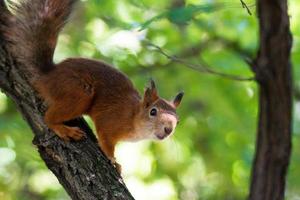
[144,40,255,81]
[240,0,252,15]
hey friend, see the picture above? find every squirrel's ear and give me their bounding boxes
[143,79,158,107]
[173,91,184,108]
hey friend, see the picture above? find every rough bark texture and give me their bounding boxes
[0,2,135,200]
[249,0,293,199]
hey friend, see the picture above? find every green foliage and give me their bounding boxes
[140,3,224,30]
[1,0,300,199]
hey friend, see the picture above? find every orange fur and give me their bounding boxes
[4,0,184,172]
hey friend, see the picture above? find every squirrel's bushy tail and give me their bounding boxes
[5,0,77,73]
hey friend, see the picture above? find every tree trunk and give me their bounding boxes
[0,2,134,200]
[249,0,293,199]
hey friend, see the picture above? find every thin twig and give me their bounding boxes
[145,41,255,81]
[240,0,252,15]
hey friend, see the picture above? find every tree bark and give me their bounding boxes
[249,0,293,199]
[0,2,135,200]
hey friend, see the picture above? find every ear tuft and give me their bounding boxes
[173,91,184,108]
[143,79,159,107]
[150,78,156,90]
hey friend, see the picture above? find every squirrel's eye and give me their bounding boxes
[150,108,157,116]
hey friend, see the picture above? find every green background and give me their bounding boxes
[0,0,299,199]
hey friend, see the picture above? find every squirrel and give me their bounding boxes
[2,0,183,172]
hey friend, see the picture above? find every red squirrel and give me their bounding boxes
[3,0,183,171]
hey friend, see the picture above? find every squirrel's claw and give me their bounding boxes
[67,127,86,141]
[114,162,122,174]
[55,126,86,141]
[109,157,122,174]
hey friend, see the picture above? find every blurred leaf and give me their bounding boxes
[140,3,224,30]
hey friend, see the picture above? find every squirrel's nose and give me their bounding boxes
[164,127,173,135]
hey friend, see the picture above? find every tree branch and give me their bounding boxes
[130,33,255,78]
[240,0,252,15]
[145,40,255,81]
[0,3,134,200]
